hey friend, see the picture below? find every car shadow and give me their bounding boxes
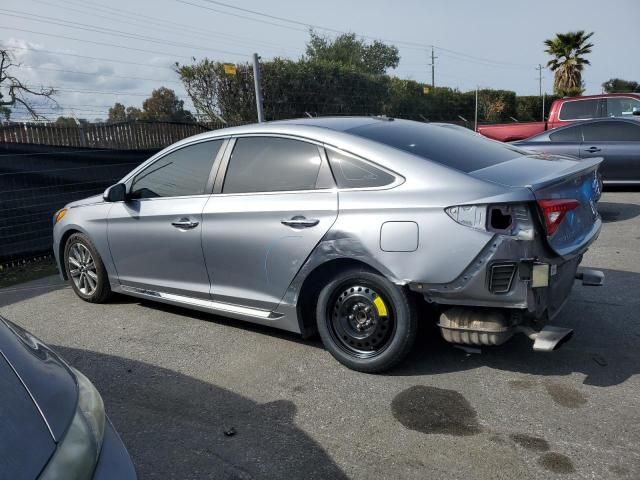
[53,345,347,480]
[597,202,640,223]
[392,268,640,387]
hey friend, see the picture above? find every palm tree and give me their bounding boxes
[544,31,594,97]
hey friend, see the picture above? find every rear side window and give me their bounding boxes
[581,121,640,141]
[549,125,581,142]
[223,137,322,193]
[349,121,526,173]
[130,140,222,198]
[326,149,395,188]
[558,99,599,120]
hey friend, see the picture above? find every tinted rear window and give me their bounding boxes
[549,125,581,142]
[348,121,527,173]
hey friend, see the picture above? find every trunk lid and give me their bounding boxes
[469,154,603,257]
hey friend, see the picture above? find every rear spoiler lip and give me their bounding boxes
[525,156,603,192]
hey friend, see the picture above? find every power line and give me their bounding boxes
[0,8,251,58]
[1,45,178,71]
[17,65,182,85]
[0,26,200,60]
[181,0,537,68]
[35,0,302,56]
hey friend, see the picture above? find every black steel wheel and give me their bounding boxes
[316,268,417,373]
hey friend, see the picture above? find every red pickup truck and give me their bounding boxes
[476,93,640,142]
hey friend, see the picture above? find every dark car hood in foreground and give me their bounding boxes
[0,317,78,478]
[0,353,56,479]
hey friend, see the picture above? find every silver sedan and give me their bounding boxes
[53,117,604,372]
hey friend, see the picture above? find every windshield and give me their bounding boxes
[348,120,530,173]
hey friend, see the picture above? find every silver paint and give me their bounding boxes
[53,118,603,338]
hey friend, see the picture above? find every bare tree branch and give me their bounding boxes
[0,49,58,120]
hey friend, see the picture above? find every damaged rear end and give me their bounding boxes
[425,154,604,352]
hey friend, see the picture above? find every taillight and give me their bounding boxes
[537,199,579,236]
[445,203,534,240]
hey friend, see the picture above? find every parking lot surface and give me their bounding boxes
[1,191,639,480]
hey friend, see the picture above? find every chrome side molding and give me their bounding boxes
[120,285,283,320]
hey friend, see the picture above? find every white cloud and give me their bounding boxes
[3,37,190,121]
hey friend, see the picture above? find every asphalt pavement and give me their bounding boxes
[1,191,639,480]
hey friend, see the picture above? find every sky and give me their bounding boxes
[2,0,639,121]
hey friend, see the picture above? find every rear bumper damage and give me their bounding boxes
[409,233,603,351]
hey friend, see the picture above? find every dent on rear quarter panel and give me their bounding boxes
[333,190,494,285]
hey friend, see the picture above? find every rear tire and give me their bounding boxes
[64,233,112,303]
[316,268,417,373]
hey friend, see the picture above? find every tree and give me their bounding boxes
[305,31,399,75]
[108,102,126,123]
[54,116,77,127]
[176,59,254,123]
[126,106,142,121]
[140,87,194,122]
[602,78,639,93]
[54,116,88,127]
[1,49,57,120]
[544,31,594,97]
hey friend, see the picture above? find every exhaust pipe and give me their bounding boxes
[438,308,574,352]
[518,325,573,352]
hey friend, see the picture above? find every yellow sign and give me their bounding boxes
[423,86,430,94]
[223,64,237,75]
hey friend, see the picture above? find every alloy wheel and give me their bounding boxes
[68,243,99,296]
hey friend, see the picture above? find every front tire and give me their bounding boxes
[64,233,112,303]
[316,268,417,373]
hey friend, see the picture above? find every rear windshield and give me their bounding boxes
[348,121,528,173]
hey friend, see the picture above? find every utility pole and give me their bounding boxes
[536,64,545,121]
[252,53,264,123]
[474,87,478,132]
[428,46,437,88]
[536,64,543,97]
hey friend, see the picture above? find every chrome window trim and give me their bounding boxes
[215,134,335,196]
[323,144,405,192]
[121,137,230,188]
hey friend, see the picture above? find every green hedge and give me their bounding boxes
[178,58,553,125]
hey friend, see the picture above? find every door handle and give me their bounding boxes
[281,216,320,228]
[171,218,199,230]
[584,146,601,153]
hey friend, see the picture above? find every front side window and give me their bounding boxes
[581,121,640,142]
[558,99,599,120]
[222,137,322,194]
[326,149,395,188]
[130,140,223,198]
[549,125,581,142]
[605,97,640,117]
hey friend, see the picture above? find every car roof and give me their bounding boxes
[517,116,640,143]
[560,92,640,101]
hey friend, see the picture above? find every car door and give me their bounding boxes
[579,121,640,182]
[525,125,582,157]
[108,139,226,298]
[201,136,338,311]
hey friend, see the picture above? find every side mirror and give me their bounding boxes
[632,107,640,116]
[103,183,127,202]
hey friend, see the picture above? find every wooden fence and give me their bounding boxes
[0,121,228,150]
